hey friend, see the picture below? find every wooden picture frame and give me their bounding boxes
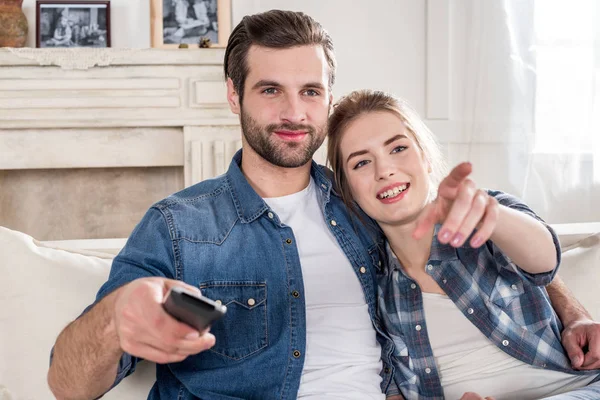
[36,1,111,48]
[150,0,231,48]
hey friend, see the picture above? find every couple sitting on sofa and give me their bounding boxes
[48,9,600,400]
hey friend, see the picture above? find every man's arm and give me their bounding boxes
[48,289,123,400]
[48,278,216,400]
[547,275,600,369]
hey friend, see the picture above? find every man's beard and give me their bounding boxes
[240,109,326,168]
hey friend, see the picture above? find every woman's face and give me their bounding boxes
[339,111,432,228]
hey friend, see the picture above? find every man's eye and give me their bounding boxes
[263,88,278,95]
[304,89,320,96]
[353,160,370,170]
[392,146,407,154]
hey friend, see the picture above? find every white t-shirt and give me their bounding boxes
[422,292,597,400]
[263,178,384,399]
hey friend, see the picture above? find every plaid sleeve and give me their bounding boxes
[486,190,561,286]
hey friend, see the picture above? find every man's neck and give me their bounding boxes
[240,147,312,198]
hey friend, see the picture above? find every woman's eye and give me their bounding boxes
[392,146,407,154]
[353,160,370,170]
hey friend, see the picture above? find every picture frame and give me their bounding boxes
[36,0,111,48]
[150,0,231,48]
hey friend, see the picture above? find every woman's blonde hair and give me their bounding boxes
[327,89,448,214]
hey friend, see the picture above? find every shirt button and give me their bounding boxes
[467,308,474,314]
[442,279,447,284]
[215,300,222,305]
[425,367,432,374]
[410,283,417,289]
[285,238,292,244]
[293,350,301,358]
[502,340,509,346]
[268,212,274,219]
[427,264,433,271]
[511,284,518,290]
[247,298,256,306]
[291,290,300,298]
[378,261,382,267]
[359,266,367,274]
[330,220,337,226]
[321,184,327,189]
[415,325,422,331]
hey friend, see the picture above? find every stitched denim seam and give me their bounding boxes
[155,185,227,210]
[177,217,238,245]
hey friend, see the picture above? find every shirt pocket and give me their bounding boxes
[199,281,268,361]
[489,273,525,309]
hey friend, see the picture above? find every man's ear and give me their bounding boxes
[227,78,240,115]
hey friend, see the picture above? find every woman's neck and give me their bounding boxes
[381,221,435,273]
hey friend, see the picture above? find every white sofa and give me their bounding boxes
[1,224,599,400]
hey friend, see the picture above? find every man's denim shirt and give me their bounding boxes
[91,150,396,400]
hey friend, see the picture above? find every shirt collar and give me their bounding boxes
[225,150,334,223]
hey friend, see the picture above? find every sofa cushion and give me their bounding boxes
[558,232,600,321]
[0,226,154,400]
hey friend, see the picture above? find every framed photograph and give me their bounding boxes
[36,1,111,48]
[151,0,231,48]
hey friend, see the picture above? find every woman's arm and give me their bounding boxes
[489,205,557,274]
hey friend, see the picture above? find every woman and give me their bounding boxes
[326,90,600,400]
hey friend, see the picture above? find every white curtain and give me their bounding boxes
[462,0,600,223]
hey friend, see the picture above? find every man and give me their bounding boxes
[48,9,599,400]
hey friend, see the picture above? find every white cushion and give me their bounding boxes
[558,232,600,321]
[0,226,155,400]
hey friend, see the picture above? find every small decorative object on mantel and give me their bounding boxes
[198,37,211,48]
[36,0,111,48]
[150,0,231,48]
[0,0,28,48]
[178,43,188,49]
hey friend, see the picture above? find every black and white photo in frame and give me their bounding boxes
[36,1,111,48]
[151,0,230,48]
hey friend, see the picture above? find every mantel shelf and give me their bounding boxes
[0,47,226,70]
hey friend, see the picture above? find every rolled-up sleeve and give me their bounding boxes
[487,190,561,286]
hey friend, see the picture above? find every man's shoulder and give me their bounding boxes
[151,174,234,216]
[147,174,239,242]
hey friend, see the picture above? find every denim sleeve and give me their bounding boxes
[487,190,561,286]
[49,206,177,391]
[385,378,401,396]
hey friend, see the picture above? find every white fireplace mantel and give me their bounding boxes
[0,48,239,129]
[0,47,248,187]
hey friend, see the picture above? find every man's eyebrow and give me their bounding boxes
[251,80,281,89]
[303,82,326,90]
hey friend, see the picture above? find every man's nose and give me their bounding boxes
[279,94,307,125]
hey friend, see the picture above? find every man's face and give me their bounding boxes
[228,45,332,168]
